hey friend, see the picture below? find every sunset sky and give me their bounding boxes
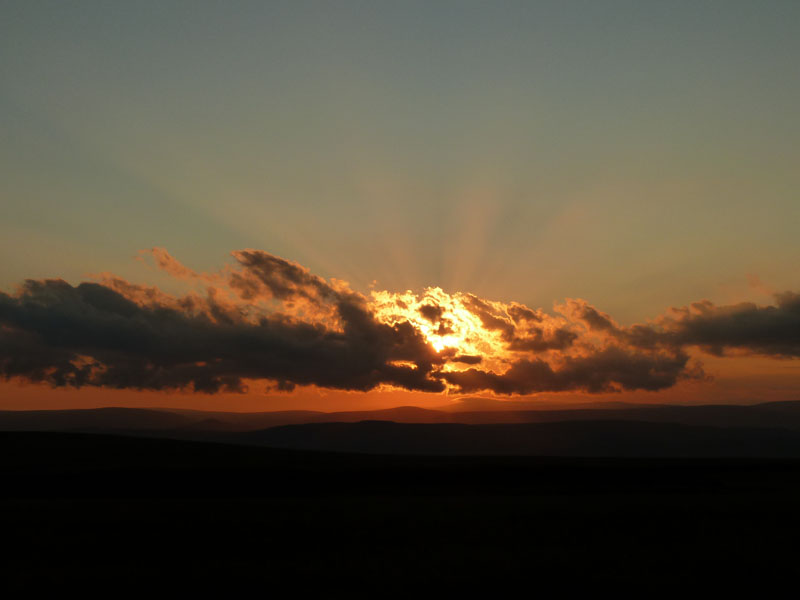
[1,1,798,411]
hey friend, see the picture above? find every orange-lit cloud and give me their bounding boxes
[0,249,798,397]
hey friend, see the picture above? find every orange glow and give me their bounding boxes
[4,247,797,406]
[371,287,516,373]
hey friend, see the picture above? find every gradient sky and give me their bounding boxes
[1,1,798,410]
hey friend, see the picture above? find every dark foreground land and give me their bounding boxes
[3,431,800,593]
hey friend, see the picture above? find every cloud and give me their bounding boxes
[564,294,800,358]
[0,274,443,394]
[441,347,696,395]
[140,247,208,281]
[663,292,800,357]
[228,249,338,304]
[0,248,797,396]
[559,299,617,332]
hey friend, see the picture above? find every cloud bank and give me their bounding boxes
[1,248,797,396]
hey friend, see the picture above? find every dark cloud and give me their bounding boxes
[451,354,483,365]
[441,347,696,395]
[507,304,542,323]
[464,295,576,351]
[416,303,455,335]
[0,277,444,394]
[464,295,515,338]
[562,299,617,332]
[586,293,800,358]
[507,327,578,353]
[229,250,339,304]
[1,249,797,397]
[418,304,443,322]
[563,294,800,359]
[665,293,800,357]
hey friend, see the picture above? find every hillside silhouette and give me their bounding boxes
[6,400,800,457]
[3,430,800,593]
[229,419,800,457]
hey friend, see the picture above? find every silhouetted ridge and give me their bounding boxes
[6,401,800,457]
[233,420,800,457]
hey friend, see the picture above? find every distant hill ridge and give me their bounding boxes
[4,400,800,458]
[4,400,800,432]
[231,420,800,457]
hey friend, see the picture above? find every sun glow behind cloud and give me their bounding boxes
[370,288,509,368]
[1,247,797,402]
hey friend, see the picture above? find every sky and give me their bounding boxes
[1,1,798,411]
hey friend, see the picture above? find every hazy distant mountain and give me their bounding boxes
[0,407,194,431]
[227,420,800,457]
[5,400,800,435]
[437,397,642,412]
[5,400,800,457]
